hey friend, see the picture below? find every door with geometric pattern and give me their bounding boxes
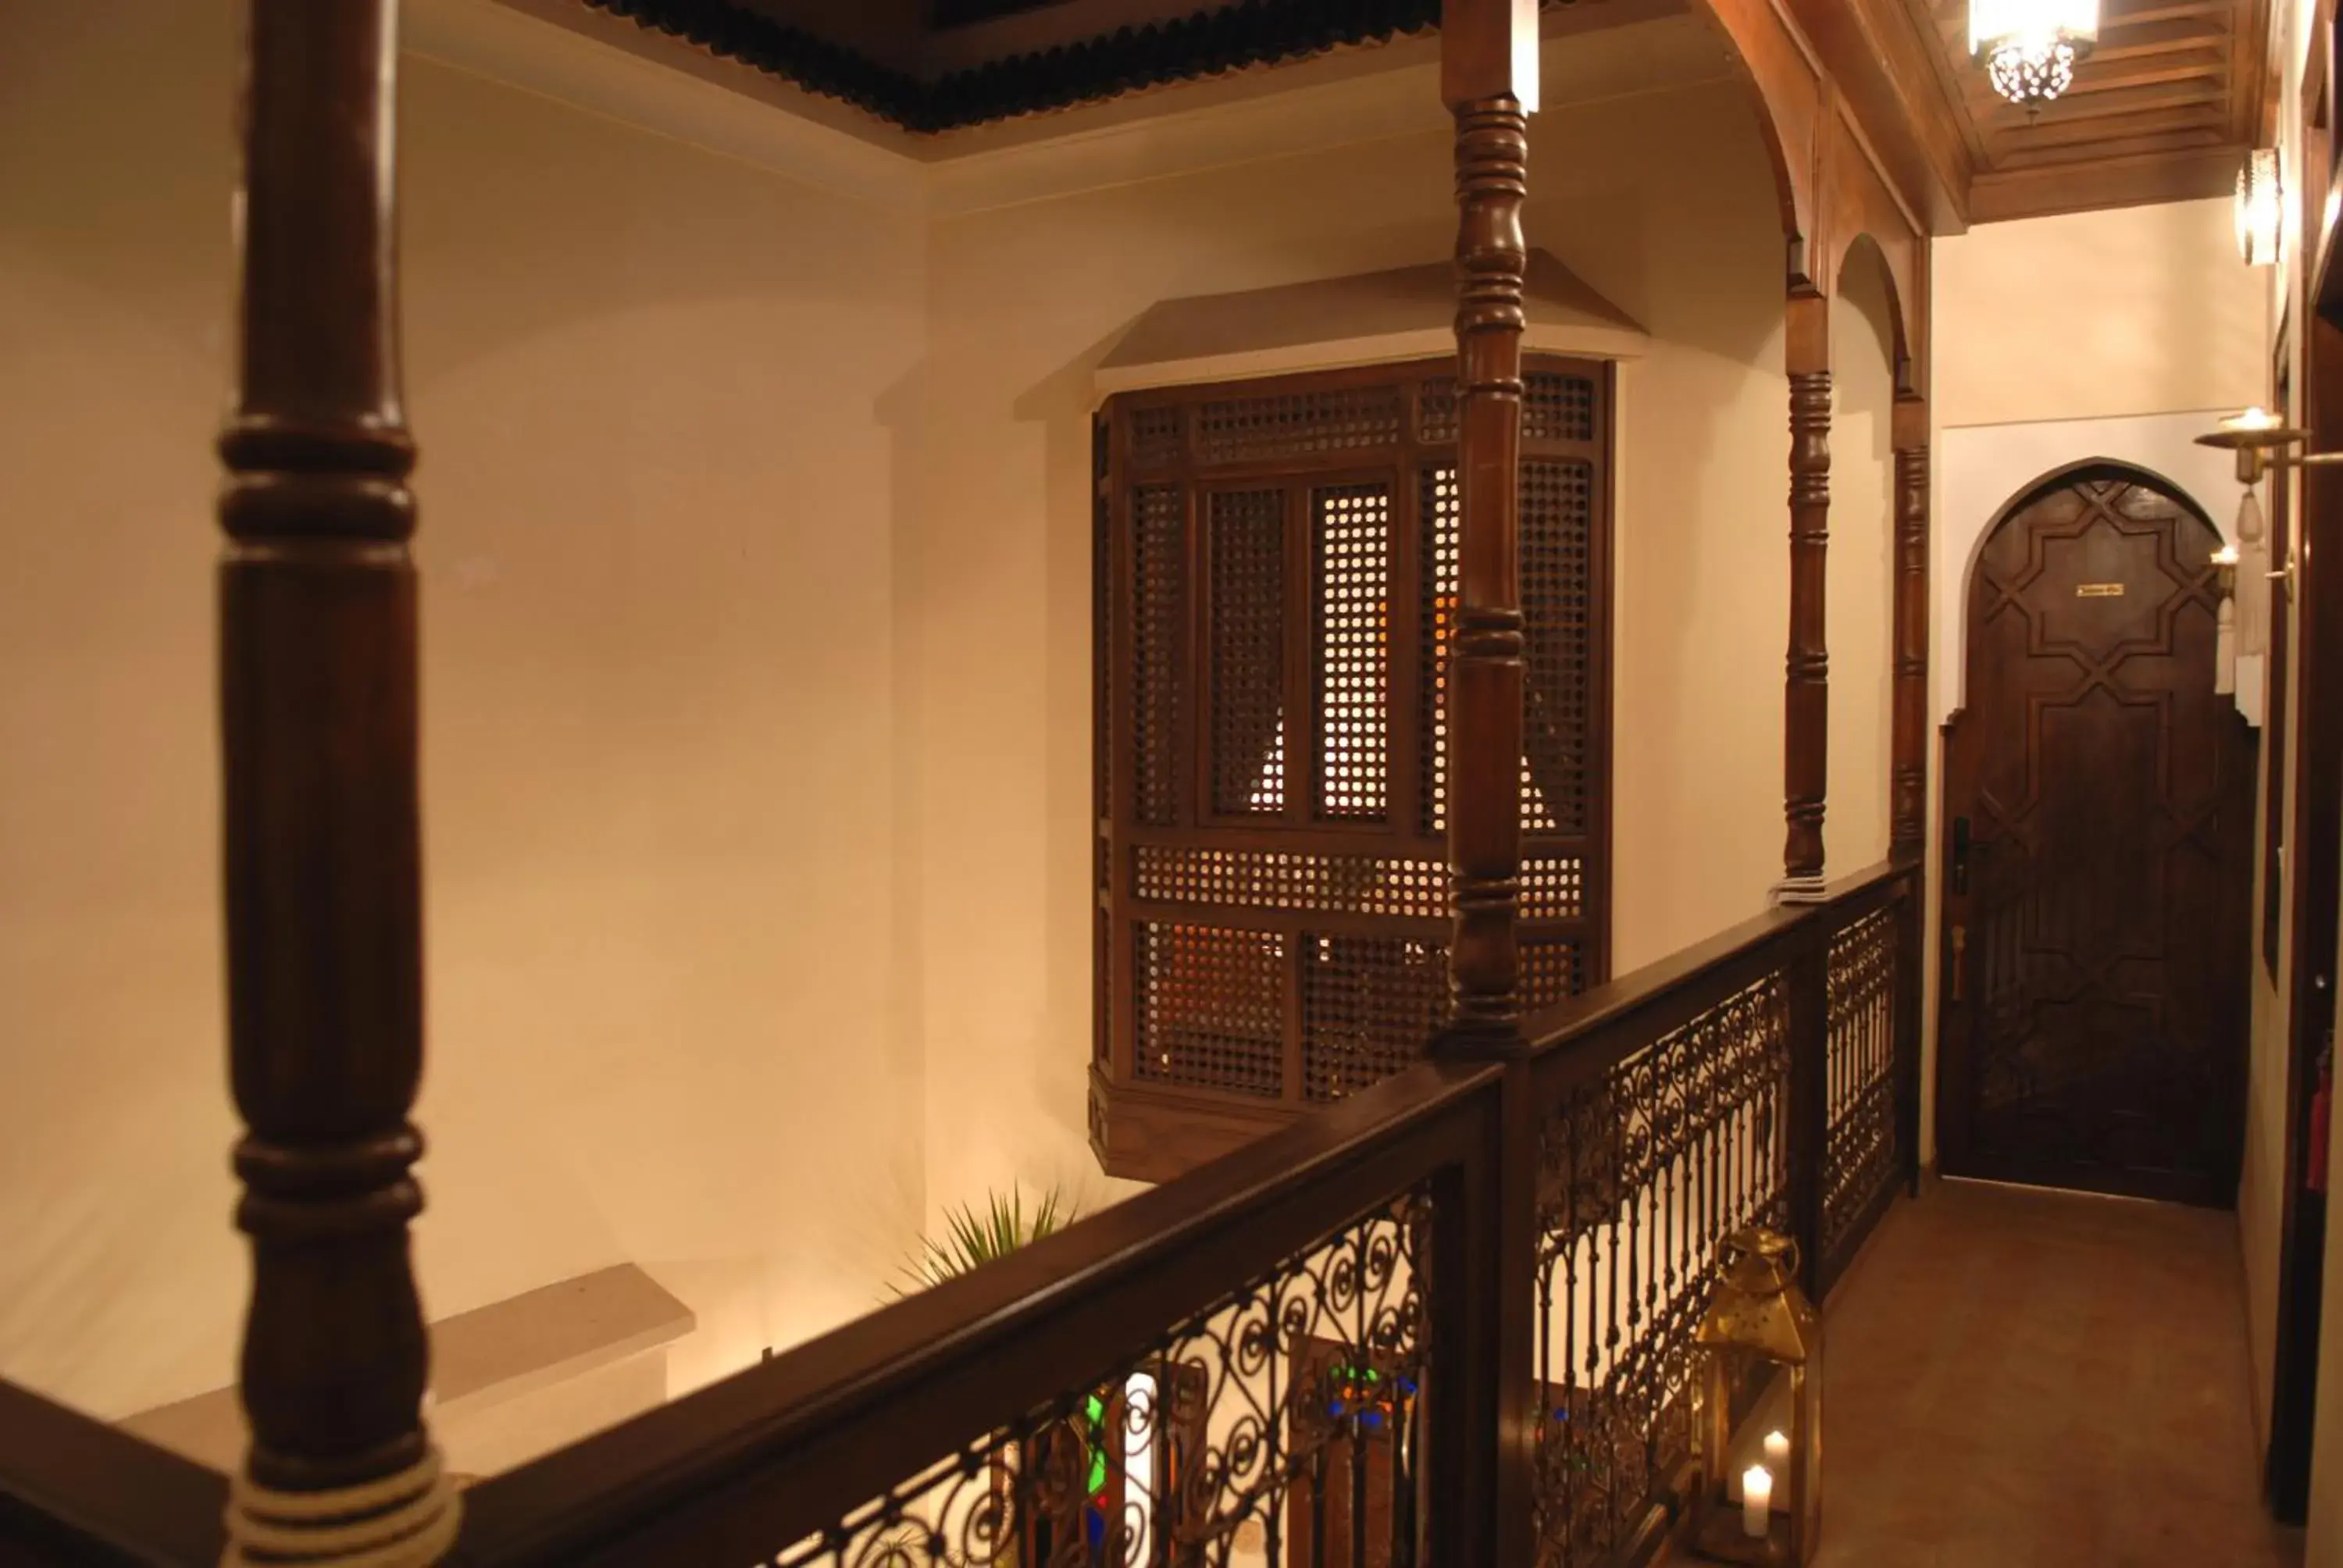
[1937,466,2253,1206]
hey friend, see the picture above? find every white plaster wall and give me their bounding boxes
[1935,200,2269,429]
[0,0,928,1424]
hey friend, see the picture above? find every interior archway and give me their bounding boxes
[1826,235,1901,874]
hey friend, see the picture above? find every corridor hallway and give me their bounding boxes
[1815,1178,2301,1567]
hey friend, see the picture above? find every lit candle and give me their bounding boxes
[1763,1428,1791,1471]
[1742,1464,1773,1538]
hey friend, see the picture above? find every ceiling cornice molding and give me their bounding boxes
[576,0,1450,132]
[1967,141,2241,221]
[582,0,924,122]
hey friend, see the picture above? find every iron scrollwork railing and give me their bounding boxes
[768,1195,1433,1567]
[1821,900,1903,1282]
[736,857,1912,1568]
[0,869,1917,1568]
[1519,864,1918,1566]
[1528,962,1796,1566]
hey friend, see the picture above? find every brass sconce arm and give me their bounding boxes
[2195,412,2336,484]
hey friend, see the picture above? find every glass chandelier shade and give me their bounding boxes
[1970,0,2099,109]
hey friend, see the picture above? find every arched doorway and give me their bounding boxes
[1937,463,2255,1205]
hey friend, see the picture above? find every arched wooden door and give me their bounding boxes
[1938,466,2254,1206]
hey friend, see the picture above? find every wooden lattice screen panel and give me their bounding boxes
[1092,358,1615,1181]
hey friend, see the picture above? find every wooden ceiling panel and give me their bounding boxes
[1912,0,2268,217]
[1984,79,2226,119]
[1996,124,2228,166]
[1993,102,2229,147]
[2090,18,2235,62]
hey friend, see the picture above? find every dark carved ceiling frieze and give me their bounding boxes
[577,0,1450,132]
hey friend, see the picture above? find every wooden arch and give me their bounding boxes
[1682,0,1932,361]
[1681,0,1938,882]
[1770,94,1935,886]
[1818,102,1928,394]
[1836,233,1907,360]
[1686,0,1824,287]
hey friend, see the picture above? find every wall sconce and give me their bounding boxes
[2238,149,2282,265]
[2212,543,2241,593]
[2213,543,2240,696]
[2195,407,2326,486]
[1970,0,2099,109]
[2199,414,2288,710]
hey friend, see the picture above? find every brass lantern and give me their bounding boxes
[1689,1227,1821,1564]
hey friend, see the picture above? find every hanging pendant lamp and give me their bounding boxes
[1970,0,2099,111]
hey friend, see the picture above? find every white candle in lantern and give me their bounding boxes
[1742,1464,1774,1538]
[1764,1428,1791,1470]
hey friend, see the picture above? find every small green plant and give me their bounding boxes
[897,1183,1076,1295]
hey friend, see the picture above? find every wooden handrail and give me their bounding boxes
[0,861,1921,1568]
[445,863,1920,1567]
[451,1057,1503,1566]
[1522,858,1910,1066]
[0,1380,223,1566]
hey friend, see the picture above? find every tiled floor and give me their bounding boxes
[1813,1177,2303,1568]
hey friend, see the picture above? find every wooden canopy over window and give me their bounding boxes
[1089,356,1614,1181]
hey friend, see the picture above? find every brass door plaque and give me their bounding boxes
[2075,583,2126,598]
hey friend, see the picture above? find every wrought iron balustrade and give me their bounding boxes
[0,865,1920,1568]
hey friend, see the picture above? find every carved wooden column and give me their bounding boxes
[1442,12,1534,1053]
[219,3,457,1563]
[1432,5,1539,1562]
[1781,291,1831,896]
[1890,395,1930,859]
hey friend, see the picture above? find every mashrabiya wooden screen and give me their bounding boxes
[1090,357,1615,1181]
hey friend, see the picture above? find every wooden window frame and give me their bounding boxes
[1089,355,1617,1181]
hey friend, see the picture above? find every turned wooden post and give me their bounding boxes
[1432,4,1539,1563]
[1441,2,1535,1053]
[219,2,457,1563]
[1781,291,1831,895]
[1890,396,1930,859]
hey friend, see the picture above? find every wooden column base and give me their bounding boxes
[1770,874,1831,907]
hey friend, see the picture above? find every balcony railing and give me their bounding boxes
[442,861,1913,1566]
[0,864,1917,1566]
